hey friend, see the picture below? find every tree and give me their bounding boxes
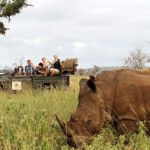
[0,0,32,35]
[77,68,84,75]
[123,48,150,70]
[91,65,101,75]
[2,56,25,72]
[86,65,100,76]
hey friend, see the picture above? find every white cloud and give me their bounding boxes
[22,38,43,45]
[1,0,150,69]
[72,42,87,49]
[13,38,44,45]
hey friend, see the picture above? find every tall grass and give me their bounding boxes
[0,76,150,150]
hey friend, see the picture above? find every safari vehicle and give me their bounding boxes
[0,58,78,91]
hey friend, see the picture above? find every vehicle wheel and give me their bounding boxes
[42,83,57,91]
[0,85,4,91]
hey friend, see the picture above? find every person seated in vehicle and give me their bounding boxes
[25,60,35,76]
[14,67,18,74]
[14,66,24,75]
[42,57,50,76]
[35,63,46,75]
[49,55,62,76]
[42,57,51,68]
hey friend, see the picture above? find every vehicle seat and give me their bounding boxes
[61,58,78,74]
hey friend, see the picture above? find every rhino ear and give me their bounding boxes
[87,76,96,92]
[90,76,95,82]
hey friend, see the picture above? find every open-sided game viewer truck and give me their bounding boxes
[0,58,78,91]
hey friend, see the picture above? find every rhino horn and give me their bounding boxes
[55,115,77,147]
[55,114,67,135]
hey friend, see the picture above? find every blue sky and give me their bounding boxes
[0,0,150,69]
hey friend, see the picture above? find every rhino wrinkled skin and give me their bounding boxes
[56,68,150,147]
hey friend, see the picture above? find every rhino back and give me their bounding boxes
[111,68,150,122]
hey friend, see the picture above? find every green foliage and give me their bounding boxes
[0,0,30,35]
[0,76,150,149]
[0,21,8,34]
[1,0,24,17]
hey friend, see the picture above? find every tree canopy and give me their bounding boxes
[123,49,150,70]
[0,0,32,35]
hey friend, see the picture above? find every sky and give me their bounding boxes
[1,0,150,69]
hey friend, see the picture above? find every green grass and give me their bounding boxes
[0,76,150,150]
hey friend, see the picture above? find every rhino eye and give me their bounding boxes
[87,120,92,125]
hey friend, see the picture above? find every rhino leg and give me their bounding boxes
[116,120,138,135]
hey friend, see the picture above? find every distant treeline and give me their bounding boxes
[76,66,150,76]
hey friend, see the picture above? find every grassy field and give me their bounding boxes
[0,76,150,150]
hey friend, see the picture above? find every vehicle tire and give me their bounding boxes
[0,85,4,91]
[42,83,57,91]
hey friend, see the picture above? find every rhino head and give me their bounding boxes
[56,76,105,147]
